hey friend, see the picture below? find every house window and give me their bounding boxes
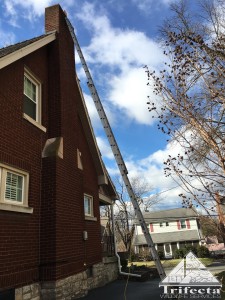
[5,172,23,202]
[84,194,93,217]
[23,69,42,124]
[160,222,163,227]
[166,222,169,226]
[0,164,31,213]
[180,219,186,229]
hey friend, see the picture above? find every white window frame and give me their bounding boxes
[0,163,33,214]
[84,194,94,217]
[23,68,46,132]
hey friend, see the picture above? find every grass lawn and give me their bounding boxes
[128,257,214,268]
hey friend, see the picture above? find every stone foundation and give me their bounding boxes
[15,257,118,300]
[15,283,40,300]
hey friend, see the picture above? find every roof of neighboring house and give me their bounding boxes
[206,243,225,252]
[133,230,200,245]
[134,207,198,224]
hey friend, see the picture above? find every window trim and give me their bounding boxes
[84,193,94,218]
[23,67,46,132]
[0,163,33,214]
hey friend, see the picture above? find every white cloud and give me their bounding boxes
[108,68,155,125]
[76,3,164,68]
[0,28,16,46]
[132,0,177,13]
[96,136,114,160]
[75,2,165,126]
[119,141,186,208]
[2,0,56,26]
[4,0,54,18]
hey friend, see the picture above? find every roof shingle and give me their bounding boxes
[133,230,200,245]
[134,207,198,224]
[0,33,52,59]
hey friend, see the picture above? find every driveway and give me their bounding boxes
[80,278,164,300]
[79,261,225,300]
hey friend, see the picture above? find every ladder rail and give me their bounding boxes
[65,16,166,279]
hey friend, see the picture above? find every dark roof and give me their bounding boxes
[133,230,200,245]
[134,208,198,224]
[0,33,52,59]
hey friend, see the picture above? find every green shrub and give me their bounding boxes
[157,250,164,260]
[197,245,210,258]
[174,248,184,258]
[129,253,139,262]
[183,245,197,256]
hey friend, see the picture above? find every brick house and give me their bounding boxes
[0,4,118,300]
[133,208,202,259]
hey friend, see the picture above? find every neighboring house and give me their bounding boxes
[133,208,202,259]
[0,4,118,300]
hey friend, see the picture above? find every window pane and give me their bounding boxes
[24,76,36,102]
[181,220,186,228]
[5,172,23,202]
[84,197,89,215]
[84,195,93,216]
[24,96,36,120]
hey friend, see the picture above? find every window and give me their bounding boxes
[180,219,186,229]
[160,222,163,227]
[24,75,37,120]
[84,194,93,217]
[5,172,23,202]
[23,68,46,132]
[166,222,169,226]
[24,69,41,122]
[0,164,32,213]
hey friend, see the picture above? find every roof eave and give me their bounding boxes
[0,31,57,70]
[76,77,108,185]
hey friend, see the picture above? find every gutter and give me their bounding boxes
[111,204,141,278]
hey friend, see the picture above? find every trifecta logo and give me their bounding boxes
[159,251,222,299]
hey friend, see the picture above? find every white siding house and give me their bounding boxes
[133,208,202,258]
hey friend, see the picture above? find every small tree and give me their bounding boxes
[113,175,162,253]
[199,215,224,242]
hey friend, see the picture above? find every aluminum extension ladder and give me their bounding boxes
[65,16,166,280]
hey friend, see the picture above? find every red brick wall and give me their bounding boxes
[0,4,103,289]
[40,5,102,281]
[0,48,48,289]
[77,116,102,266]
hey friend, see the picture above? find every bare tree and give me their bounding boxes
[146,0,225,227]
[199,215,223,242]
[113,176,162,253]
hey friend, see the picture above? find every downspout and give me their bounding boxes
[111,204,141,278]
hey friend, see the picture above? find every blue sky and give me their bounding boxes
[0,0,194,209]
